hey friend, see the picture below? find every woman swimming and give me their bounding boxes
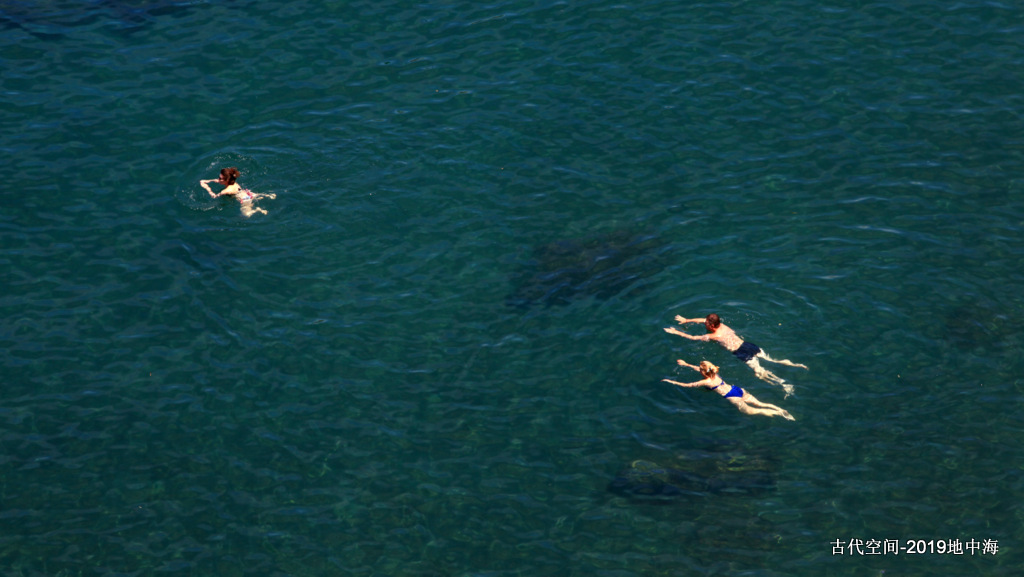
[663,359,795,420]
[200,167,275,217]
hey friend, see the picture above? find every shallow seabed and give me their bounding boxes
[2,0,1023,575]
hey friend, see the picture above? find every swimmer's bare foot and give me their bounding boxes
[782,410,795,421]
[782,383,795,398]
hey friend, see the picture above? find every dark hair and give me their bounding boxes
[705,313,721,328]
[219,167,240,185]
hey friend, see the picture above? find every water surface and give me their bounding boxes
[2,0,1023,575]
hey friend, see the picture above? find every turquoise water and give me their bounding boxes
[3,0,1023,575]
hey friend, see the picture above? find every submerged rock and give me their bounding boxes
[1,0,203,38]
[506,230,668,308]
[942,299,1015,351]
[608,457,775,502]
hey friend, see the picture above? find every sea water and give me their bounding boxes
[2,0,1023,575]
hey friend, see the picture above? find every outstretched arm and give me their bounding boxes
[675,315,703,325]
[663,378,708,389]
[200,179,218,197]
[664,327,705,341]
[675,359,701,373]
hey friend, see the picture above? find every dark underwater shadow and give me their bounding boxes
[600,439,789,560]
[607,454,776,504]
[505,229,670,309]
[941,297,1017,352]
[0,0,221,39]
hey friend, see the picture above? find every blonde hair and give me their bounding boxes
[699,361,719,376]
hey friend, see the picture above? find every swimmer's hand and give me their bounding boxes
[200,179,217,197]
[663,378,698,388]
[664,326,700,341]
[676,359,698,371]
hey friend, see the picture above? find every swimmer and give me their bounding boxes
[200,167,275,217]
[664,313,806,397]
[664,359,794,420]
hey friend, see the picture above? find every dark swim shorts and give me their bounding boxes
[733,341,762,363]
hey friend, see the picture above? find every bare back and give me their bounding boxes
[707,323,744,352]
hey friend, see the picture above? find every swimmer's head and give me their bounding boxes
[219,167,240,185]
[699,361,719,377]
[705,313,721,332]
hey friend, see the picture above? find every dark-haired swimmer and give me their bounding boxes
[664,313,806,397]
[664,359,794,420]
[200,167,275,217]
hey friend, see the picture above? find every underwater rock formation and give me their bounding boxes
[506,230,667,308]
[608,457,775,502]
[942,299,1016,351]
[1,0,202,38]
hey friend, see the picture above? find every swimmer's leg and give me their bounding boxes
[743,397,795,420]
[743,395,777,409]
[746,358,795,397]
[240,205,267,218]
[732,400,794,420]
[757,350,808,370]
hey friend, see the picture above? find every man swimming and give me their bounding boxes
[664,313,806,396]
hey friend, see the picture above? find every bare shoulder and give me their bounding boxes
[717,324,742,339]
[707,329,731,341]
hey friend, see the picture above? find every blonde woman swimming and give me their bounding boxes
[663,359,795,420]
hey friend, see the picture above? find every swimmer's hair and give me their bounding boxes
[705,313,721,328]
[219,167,240,185]
[699,361,719,376]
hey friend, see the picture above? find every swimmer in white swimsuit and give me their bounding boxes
[200,167,275,217]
